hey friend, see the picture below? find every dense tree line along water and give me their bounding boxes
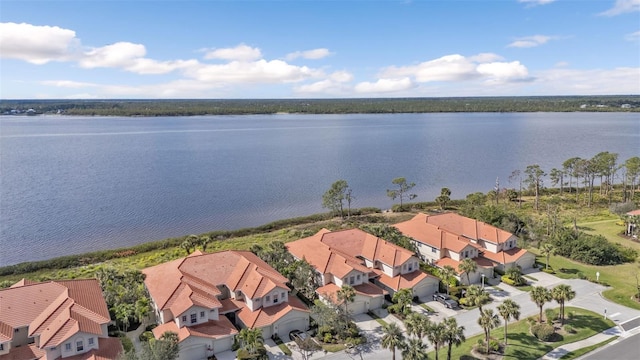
[0,112,638,266]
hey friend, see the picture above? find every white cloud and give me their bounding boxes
[41,80,98,88]
[0,22,78,64]
[329,70,354,82]
[535,67,640,95]
[554,61,570,67]
[184,59,322,84]
[381,54,480,82]
[508,35,553,48]
[599,0,640,16]
[203,44,262,61]
[285,48,332,60]
[476,61,531,83]
[294,70,353,94]
[468,53,504,62]
[518,0,556,6]
[625,30,640,41]
[354,77,415,93]
[80,42,146,68]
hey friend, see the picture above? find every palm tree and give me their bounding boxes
[426,322,446,360]
[392,288,414,315]
[402,337,429,360]
[199,235,212,252]
[440,265,456,295]
[443,317,465,360]
[541,243,555,270]
[337,284,356,315]
[238,328,264,355]
[497,299,520,346]
[464,285,490,312]
[551,284,576,324]
[530,286,552,323]
[477,308,501,355]
[459,258,477,285]
[381,322,405,360]
[404,312,431,340]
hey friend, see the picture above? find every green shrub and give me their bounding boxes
[542,267,556,274]
[501,275,515,285]
[119,335,134,352]
[494,268,505,276]
[139,331,154,342]
[531,323,556,341]
[545,308,557,324]
[324,333,334,343]
[458,297,470,307]
[489,339,500,352]
[564,325,576,334]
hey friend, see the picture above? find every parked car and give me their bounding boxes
[433,293,458,309]
[289,330,308,342]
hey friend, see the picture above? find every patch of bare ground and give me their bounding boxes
[470,345,504,360]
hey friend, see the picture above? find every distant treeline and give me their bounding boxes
[2,95,639,116]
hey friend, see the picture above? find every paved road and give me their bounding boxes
[580,331,640,360]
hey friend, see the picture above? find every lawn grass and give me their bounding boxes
[322,344,346,352]
[430,307,615,360]
[528,217,640,310]
[420,304,436,313]
[557,336,618,360]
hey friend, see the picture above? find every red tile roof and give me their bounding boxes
[152,317,237,343]
[236,295,309,329]
[143,250,290,318]
[317,282,387,303]
[63,337,124,360]
[0,344,45,360]
[627,209,640,216]
[286,228,417,281]
[481,247,530,265]
[0,279,110,352]
[374,268,433,291]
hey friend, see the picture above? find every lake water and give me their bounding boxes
[1,112,638,266]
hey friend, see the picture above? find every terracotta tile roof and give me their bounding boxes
[374,269,434,291]
[0,279,110,351]
[0,321,12,342]
[481,247,531,265]
[63,337,124,360]
[152,317,237,343]
[627,209,640,216]
[143,250,290,318]
[237,295,309,329]
[218,298,243,314]
[287,228,416,281]
[317,282,387,302]
[421,212,514,244]
[434,257,494,272]
[0,344,45,360]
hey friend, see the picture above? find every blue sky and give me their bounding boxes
[1,0,639,99]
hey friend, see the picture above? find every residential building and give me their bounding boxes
[0,279,121,360]
[142,250,309,359]
[285,228,439,314]
[394,212,536,284]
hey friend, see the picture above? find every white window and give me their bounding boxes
[76,340,84,352]
[190,313,197,324]
[266,295,270,302]
[200,311,205,318]
[349,276,354,285]
[465,250,469,258]
[88,338,94,345]
[65,343,71,351]
[431,247,437,253]
[274,295,278,304]
[182,315,187,322]
[408,264,413,271]
[356,274,361,281]
[281,292,285,298]
[0,344,3,351]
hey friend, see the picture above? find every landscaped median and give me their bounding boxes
[428,307,615,359]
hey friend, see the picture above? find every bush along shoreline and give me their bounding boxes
[0,207,382,277]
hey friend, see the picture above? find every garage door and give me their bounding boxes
[277,317,309,339]
[179,343,206,360]
[350,301,367,315]
[413,282,437,299]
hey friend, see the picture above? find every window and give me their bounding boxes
[0,344,3,351]
[349,276,354,285]
[431,247,437,253]
[14,328,19,333]
[281,292,285,299]
[273,295,278,304]
[465,250,469,258]
[200,311,205,318]
[76,340,84,352]
[65,343,72,351]
[408,264,413,271]
[190,313,197,324]
[182,315,187,322]
[88,338,94,345]
[403,264,406,270]
[356,274,361,280]
[266,295,270,302]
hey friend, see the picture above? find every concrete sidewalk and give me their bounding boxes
[539,327,622,359]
